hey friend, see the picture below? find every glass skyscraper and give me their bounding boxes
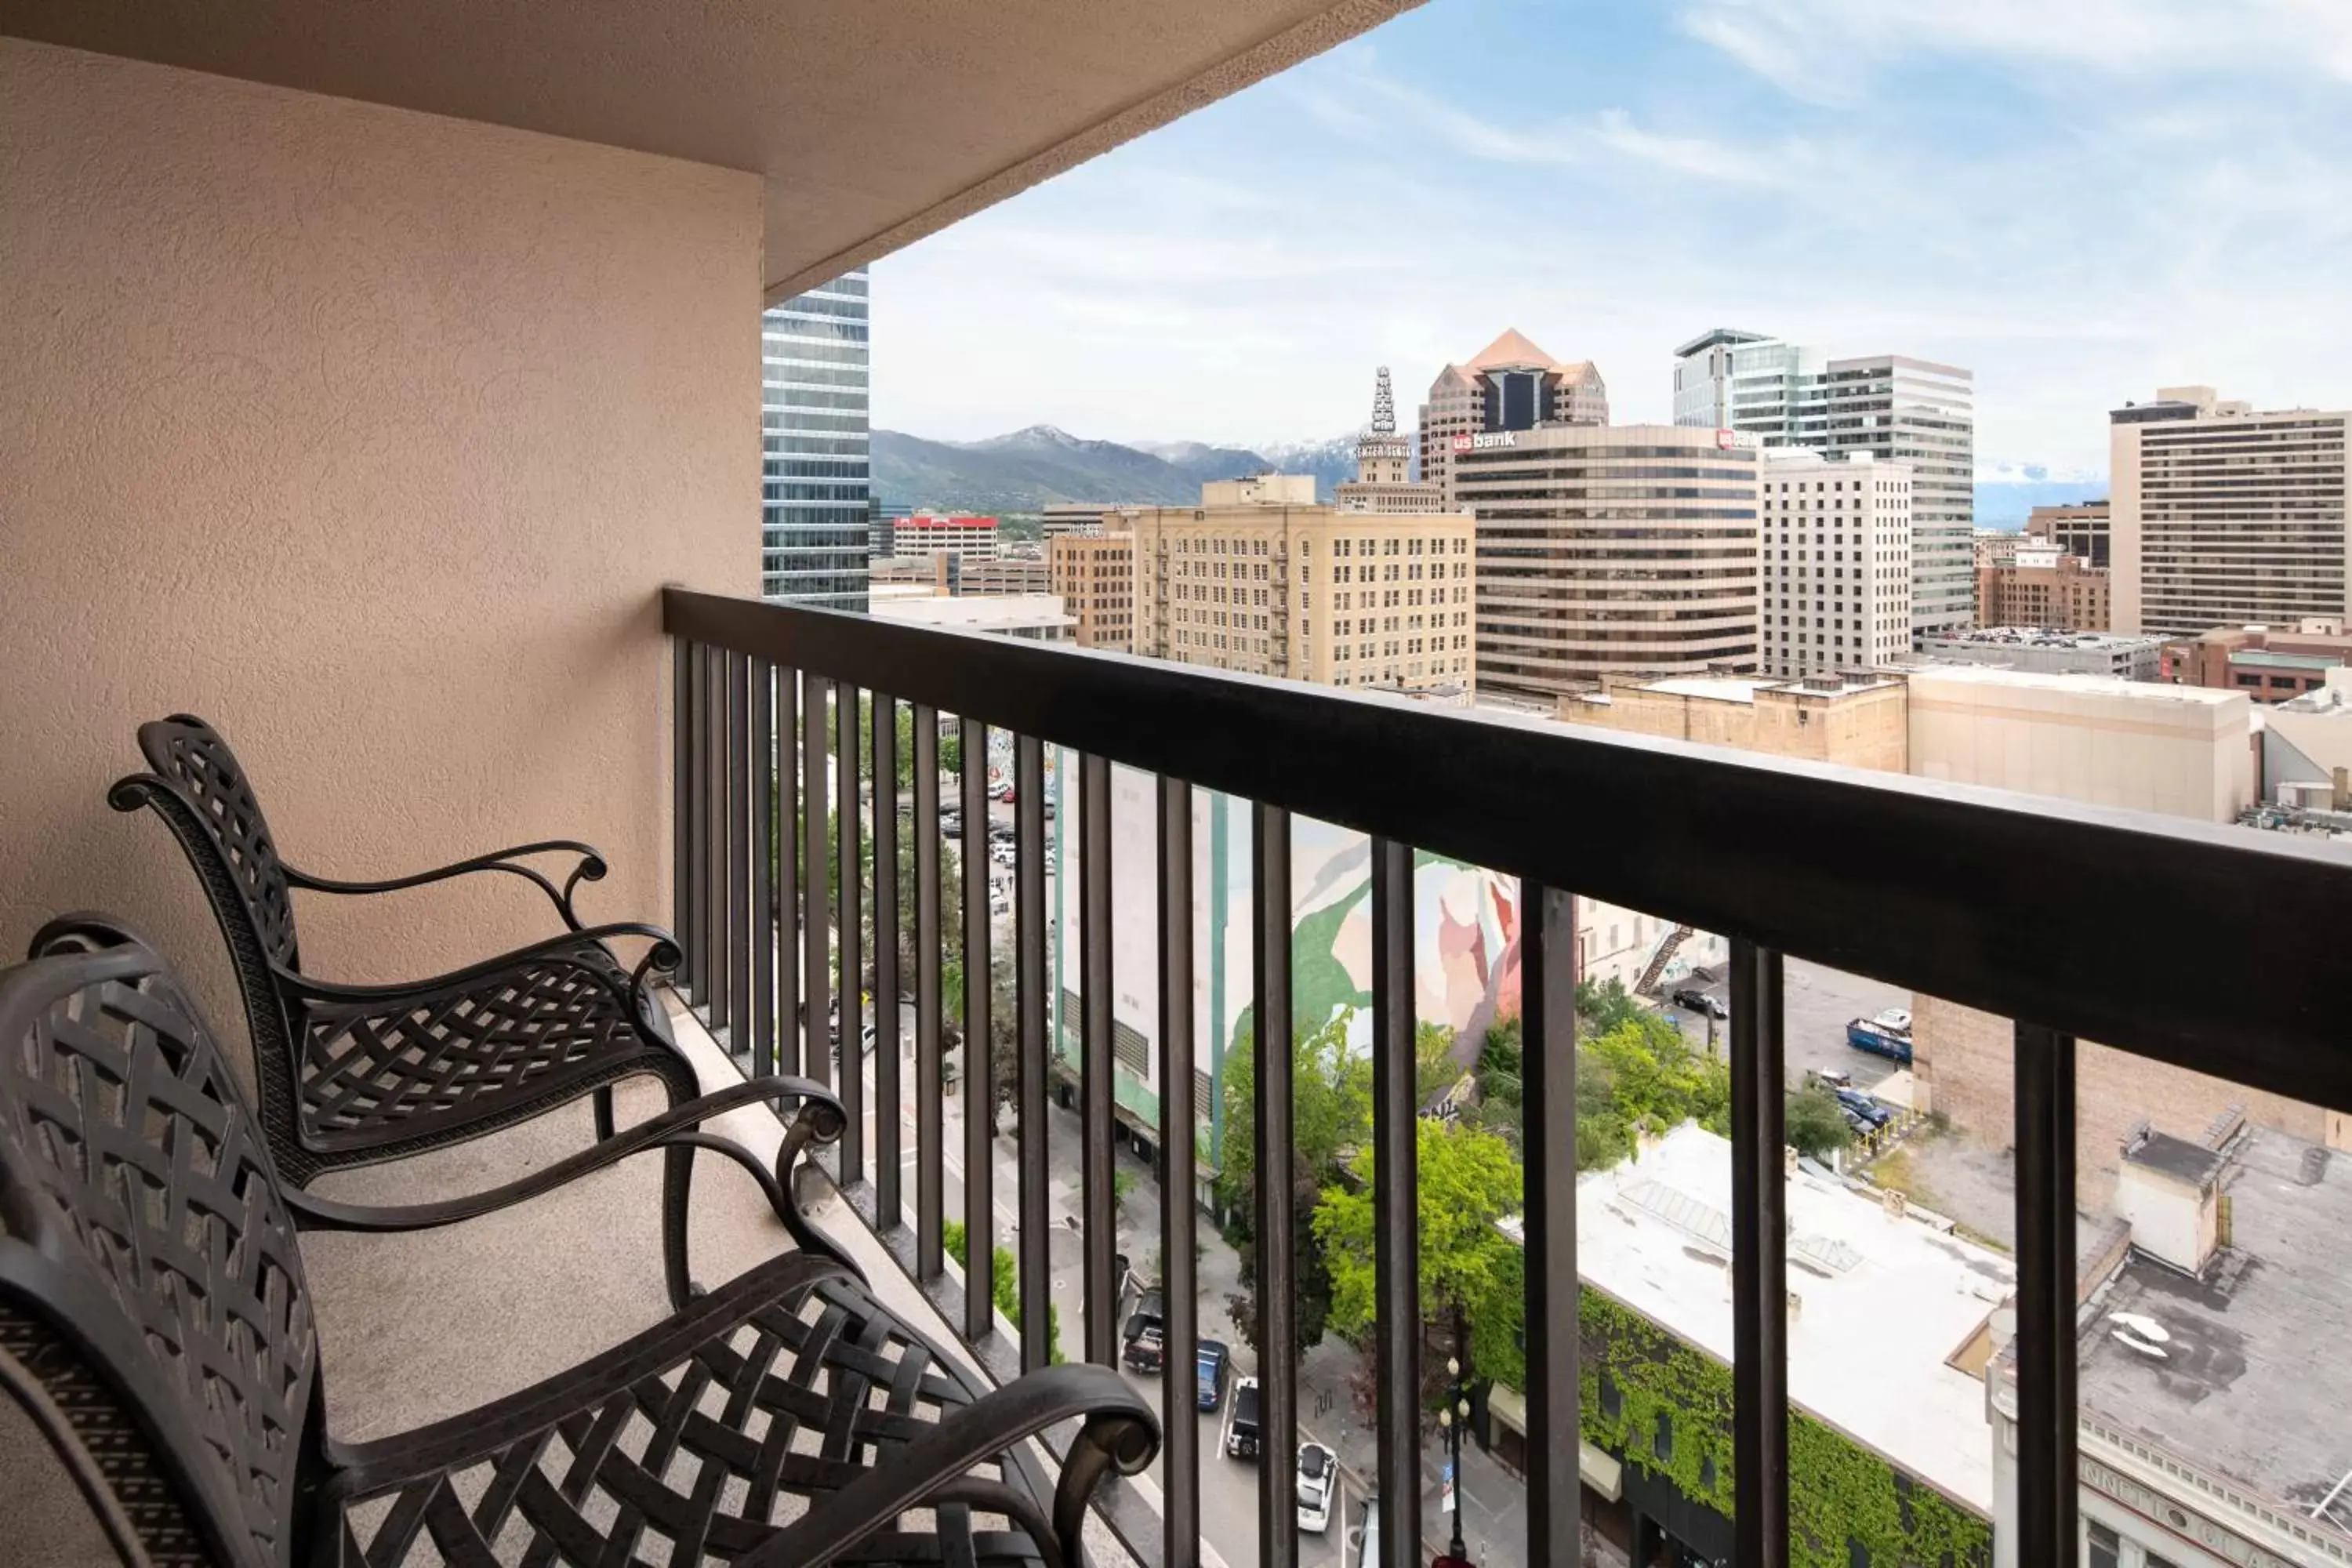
[760,271,870,610]
[1674,329,1975,644]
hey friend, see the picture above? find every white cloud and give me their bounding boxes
[1679,0,2352,100]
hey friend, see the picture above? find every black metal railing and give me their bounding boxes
[663,585,2352,1568]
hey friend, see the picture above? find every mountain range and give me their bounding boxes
[873,426,1356,511]
[874,424,2106,528]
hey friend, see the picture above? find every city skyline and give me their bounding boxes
[869,0,2352,481]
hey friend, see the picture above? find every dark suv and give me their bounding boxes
[1195,1339,1230,1411]
[1120,1287,1166,1373]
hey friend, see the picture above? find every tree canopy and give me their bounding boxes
[1315,1117,1524,1384]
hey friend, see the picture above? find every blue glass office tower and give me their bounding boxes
[760,271,870,609]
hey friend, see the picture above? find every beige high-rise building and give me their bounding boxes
[1049,531,1134,650]
[1452,423,1762,702]
[2111,387,2350,637]
[1418,329,1608,503]
[1130,475,1475,694]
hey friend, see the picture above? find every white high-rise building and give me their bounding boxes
[2110,386,2351,637]
[1674,331,1973,647]
[1758,449,1914,680]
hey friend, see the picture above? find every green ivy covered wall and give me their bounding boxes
[1577,1288,1992,1568]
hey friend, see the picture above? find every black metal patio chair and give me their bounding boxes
[110,713,724,1307]
[0,922,1158,1568]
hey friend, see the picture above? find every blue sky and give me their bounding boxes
[870,0,2352,478]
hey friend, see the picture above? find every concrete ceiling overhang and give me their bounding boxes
[1,0,1422,300]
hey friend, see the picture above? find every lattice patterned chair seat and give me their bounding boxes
[0,924,1158,1568]
[109,713,727,1308]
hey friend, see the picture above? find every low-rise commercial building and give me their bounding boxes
[1976,543,2110,631]
[1918,628,2158,680]
[1559,670,1908,772]
[1516,1123,2002,1567]
[1990,1117,2352,1568]
[956,554,1050,596]
[869,592,1073,641]
[1041,503,1106,539]
[1048,532,1134,650]
[2162,618,2352,702]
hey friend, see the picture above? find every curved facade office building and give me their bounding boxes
[1454,423,1762,703]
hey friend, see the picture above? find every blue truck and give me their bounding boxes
[1846,1012,1914,1065]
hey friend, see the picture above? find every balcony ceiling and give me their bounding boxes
[1,0,1417,301]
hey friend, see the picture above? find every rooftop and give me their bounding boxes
[869,593,1074,632]
[1903,662,2245,709]
[1564,1123,2009,1510]
[2082,1125,2352,1531]
[2121,1129,2227,1189]
[2232,649,2345,671]
[1927,629,2161,652]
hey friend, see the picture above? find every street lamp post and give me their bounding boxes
[1434,1351,1472,1566]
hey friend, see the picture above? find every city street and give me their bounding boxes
[1665,956,1911,1095]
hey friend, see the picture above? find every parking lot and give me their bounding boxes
[1664,956,1912,1096]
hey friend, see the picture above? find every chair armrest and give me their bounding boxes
[284,1074,846,1234]
[282,839,609,931]
[274,920,680,1027]
[731,1363,1161,1568]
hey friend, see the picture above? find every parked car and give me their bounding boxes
[1195,1339,1229,1411]
[1120,1287,1166,1373]
[1842,1105,1875,1136]
[1296,1443,1338,1534]
[1225,1377,1261,1459]
[1809,1066,1853,1091]
[1875,1007,1913,1033]
[942,816,962,839]
[988,818,1017,842]
[1671,986,1729,1019]
[1835,1087,1893,1128]
[989,841,1016,868]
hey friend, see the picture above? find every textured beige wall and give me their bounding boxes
[0,41,760,1029]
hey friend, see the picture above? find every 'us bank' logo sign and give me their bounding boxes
[1450,430,1517,453]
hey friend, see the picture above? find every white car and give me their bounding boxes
[1296,1441,1337,1534]
[1873,1007,1914,1034]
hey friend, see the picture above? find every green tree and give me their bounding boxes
[1212,1008,1370,1229]
[1573,1012,1731,1171]
[1225,1176,1332,1359]
[1316,1118,1524,1386]
[1785,1083,1854,1160]
[1416,1020,1465,1107]
[1575,975,1646,1037]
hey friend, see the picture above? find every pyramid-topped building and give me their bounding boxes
[1418,328,1609,500]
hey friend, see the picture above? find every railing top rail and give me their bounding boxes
[665,588,2352,1109]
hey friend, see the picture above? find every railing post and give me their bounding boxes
[2016,1022,2080,1566]
[672,636,698,1005]
[1730,938,1789,1568]
[1080,753,1118,1365]
[728,651,752,1055]
[1016,736,1051,1370]
[750,659,775,1079]
[1370,838,1421,1568]
[1158,773,1199,1563]
[873,695,902,1227]
[802,676,832,1091]
[837,684,865,1184]
[961,717,993,1343]
[702,644,728,1033]
[1520,880,1580,1568]
[1253,800,1298,1568]
[913,705,944,1279]
[777,670,800,1077]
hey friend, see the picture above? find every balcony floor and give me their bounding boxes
[2,997,1138,1566]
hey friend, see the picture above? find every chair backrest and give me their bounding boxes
[0,922,321,1568]
[111,715,303,975]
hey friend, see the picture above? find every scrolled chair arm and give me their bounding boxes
[281,838,612,932]
[271,919,681,1026]
[732,1363,1162,1568]
[282,1073,858,1273]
